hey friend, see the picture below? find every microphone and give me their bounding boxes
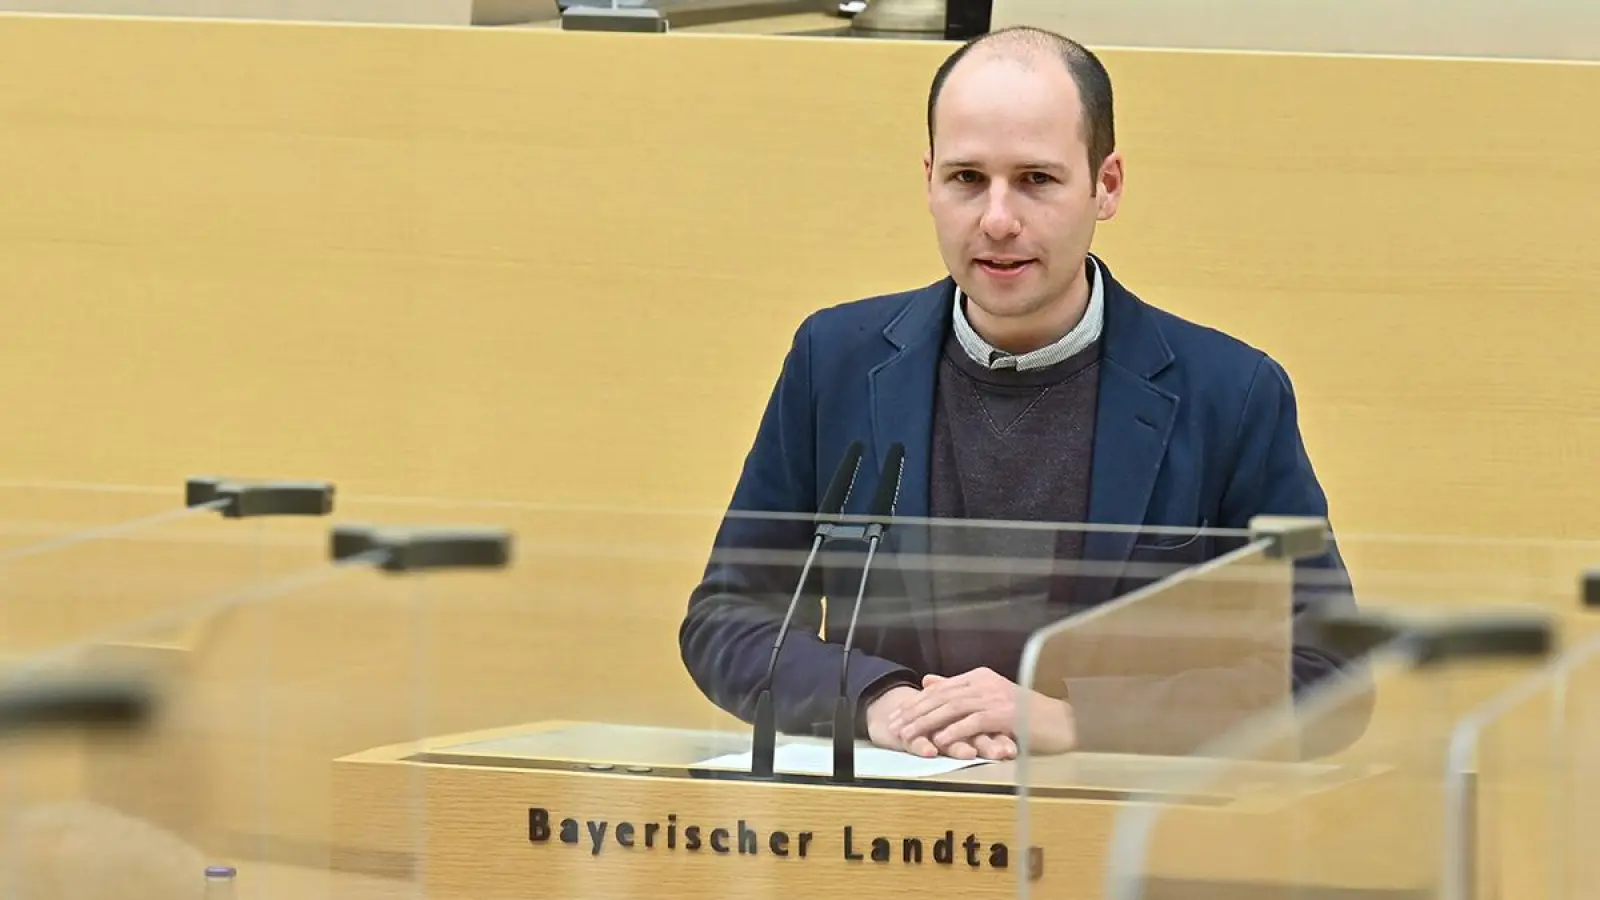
[750,440,866,778]
[832,442,906,783]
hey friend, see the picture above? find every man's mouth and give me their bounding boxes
[976,258,1035,275]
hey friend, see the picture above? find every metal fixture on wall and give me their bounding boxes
[849,0,945,34]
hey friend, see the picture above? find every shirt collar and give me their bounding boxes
[951,256,1105,371]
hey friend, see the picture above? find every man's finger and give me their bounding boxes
[897,700,974,745]
[907,735,939,758]
[945,739,978,760]
[973,734,1007,760]
[890,681,981,729]
[925,669,988,691]
[931,710,998,749]
[888,691,949,731]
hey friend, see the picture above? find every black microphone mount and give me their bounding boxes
[750,440,866,778]
[832,442,906,783]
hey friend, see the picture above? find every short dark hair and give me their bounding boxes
[926,26,1116,176]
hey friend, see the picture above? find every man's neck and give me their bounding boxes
[966,270,1092,356]
[951,258,1105,373]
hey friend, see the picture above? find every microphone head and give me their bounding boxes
[817,440,866,519]
[868,443,906,518]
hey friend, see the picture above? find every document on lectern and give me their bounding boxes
[695,743,990,779]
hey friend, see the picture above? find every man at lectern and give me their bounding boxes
[679,26,1368,762]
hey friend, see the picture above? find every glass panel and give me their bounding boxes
[1016,525,1306,762]
[0,482,309,659]
[1453,626,1600,900]
[287,502,1270,900]
[0,483,183,555]
[1089,648,1444,900]
[1336,531,1600,619]
[4,489,1589,900]
[1012,520,1353,899]
[1559,634,1600,900]
[0,480,425,900]
[1084,609,1554,900]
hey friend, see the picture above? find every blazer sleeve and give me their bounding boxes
[677,316,913,736]
[1218,354,1374,750]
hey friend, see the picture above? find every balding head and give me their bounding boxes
[927,27,1116,179]
[919,26,1125,357]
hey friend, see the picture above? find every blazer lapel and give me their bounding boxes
[1082,266,1179,583]
[867,280,950,519]
[1083,363,1178,563]
[867,279,951,671]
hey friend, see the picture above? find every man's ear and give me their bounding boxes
[1095,150,1125,221]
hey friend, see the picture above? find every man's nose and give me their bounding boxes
[979,188,1022,239]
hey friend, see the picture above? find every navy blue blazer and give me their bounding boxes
[679,259,1368,752]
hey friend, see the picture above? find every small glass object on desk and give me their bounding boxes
[203,865,237,900]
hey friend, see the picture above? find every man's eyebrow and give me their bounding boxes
[937,159,1069,174]
[1021,160,1068,173]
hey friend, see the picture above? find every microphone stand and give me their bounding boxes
[750,441,865,778]
[832,443,905,784]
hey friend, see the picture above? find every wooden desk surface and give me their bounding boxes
[393,718,1367,808]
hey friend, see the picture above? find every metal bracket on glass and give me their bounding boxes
[1247,515,1328,560]
[330,524,514,574]
[185,476,336,519]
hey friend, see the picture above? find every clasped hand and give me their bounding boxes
[864,667,1076,761]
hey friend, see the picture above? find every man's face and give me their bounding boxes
[924,54,1123,345]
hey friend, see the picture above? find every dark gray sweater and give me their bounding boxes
[925,329,1103,680]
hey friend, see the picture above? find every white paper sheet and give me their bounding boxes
[694,743,990,779]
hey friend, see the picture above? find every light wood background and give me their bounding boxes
[992,0,1600,60]
[2,16,1598,541]
[0,12,1598,894]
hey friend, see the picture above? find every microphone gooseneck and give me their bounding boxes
[832,442,906,783]
[749,440,866,778]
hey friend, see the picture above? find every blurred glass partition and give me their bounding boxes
[1005,515,1330,898]
[7,502,1185,900]
[1555,629,1600,900]
[1081,609,1553,900]
[0,482,187,555]
[0,507,510,900]
[1015,517,1319,764]
[0,479,336,660]
[1334,532,1600,623]
[277,504,1305,900]
[1447,578,1600,900]
[5,490,1582,900]
[0,475,342,871]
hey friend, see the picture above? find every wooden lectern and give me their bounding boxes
[329,719,1414,900]
[325,518,1431,900]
